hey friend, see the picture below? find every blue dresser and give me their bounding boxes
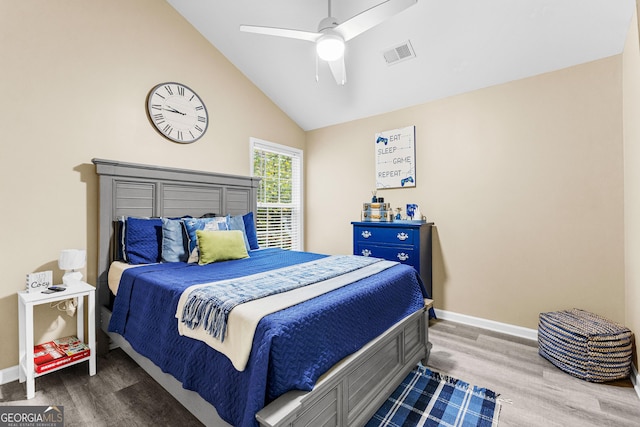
[352,221,433,298]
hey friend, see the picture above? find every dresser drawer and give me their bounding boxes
[353,226,417,246]
[352,220,433,300]
[355,243,417,267]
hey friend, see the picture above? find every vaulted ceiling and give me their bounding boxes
[167,0,635,131]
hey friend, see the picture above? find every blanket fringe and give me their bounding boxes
[181,293,230,341]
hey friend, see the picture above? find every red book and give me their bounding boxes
[33,342,65,366]
[54,336,90,357]
[34,336,90,374]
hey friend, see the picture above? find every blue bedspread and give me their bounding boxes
[109,248,428,427]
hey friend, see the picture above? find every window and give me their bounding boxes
[250,138,303,250]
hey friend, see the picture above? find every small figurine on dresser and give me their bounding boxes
[395,207,402,220]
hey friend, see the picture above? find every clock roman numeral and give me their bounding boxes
[151,104,162,110]
[177,86,185,96]
[197,116,206,123]
[195,125,203,133]
[164,85,173,95]
[195,105,204,111]
[176,130,183,141]
[152,113,164,124]
[162,124,173,135]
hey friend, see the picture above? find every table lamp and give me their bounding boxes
[58,249,86,286]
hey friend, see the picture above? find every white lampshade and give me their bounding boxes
[316,34,345,62]
[58,249,86,285]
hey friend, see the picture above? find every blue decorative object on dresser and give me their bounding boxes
[352,221,434,300]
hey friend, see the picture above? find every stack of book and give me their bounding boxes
[33,335,90,373]
[362,202,392,222]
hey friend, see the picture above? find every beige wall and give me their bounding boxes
[306,57,625,331]
[0,0,304,370]
[623,3,640,368]
[1,0,635,375]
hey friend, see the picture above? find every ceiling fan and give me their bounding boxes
[240,0,417,85]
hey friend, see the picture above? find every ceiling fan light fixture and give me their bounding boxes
[316,33,345,61]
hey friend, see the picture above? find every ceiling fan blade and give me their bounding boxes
[335,0,417,42]
[328,57,347,85]
[240,25,321,43]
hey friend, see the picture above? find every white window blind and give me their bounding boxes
[250,138,303,250]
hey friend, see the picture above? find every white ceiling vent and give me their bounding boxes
[383,40,416,65]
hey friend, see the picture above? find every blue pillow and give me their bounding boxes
[242,212,259,250]
[125,217,163,264]
[161,218,188,263]
[183,217,228,254]
[227,215,251,251]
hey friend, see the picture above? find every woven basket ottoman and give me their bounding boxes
[538,309,632,382]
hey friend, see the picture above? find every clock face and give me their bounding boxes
[147,82,208,143]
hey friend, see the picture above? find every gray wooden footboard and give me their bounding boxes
[256,300,433,427]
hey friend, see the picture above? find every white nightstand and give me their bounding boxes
[18,281,96,399]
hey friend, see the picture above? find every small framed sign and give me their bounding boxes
[26,271,53,293]
[375,125,416,189]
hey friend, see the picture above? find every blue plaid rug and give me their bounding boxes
[366,365,500,427]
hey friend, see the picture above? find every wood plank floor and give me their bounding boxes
[1,319,639,426]
[0,348,204,426]
[427,319,640,427]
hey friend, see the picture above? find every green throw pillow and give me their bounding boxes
[196,230,249,265]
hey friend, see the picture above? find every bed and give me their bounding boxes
[93,158,433,427]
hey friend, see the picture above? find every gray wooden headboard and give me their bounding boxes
[92,158,259,349]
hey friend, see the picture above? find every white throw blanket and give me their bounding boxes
[175,259,398,371]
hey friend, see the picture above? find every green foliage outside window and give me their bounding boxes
[254,151,292,204]
[253,149,297,250]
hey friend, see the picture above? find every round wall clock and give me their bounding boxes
[146,82,208,143]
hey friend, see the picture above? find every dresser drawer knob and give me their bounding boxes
[397,252,409,261]
[361,249,372,257]
[361,231,372,238]
[397,232,409,241]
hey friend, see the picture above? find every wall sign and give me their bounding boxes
[375,125,416,189]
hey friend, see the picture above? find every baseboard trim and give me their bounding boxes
[0,365,19,385]
[433,309,539,342]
